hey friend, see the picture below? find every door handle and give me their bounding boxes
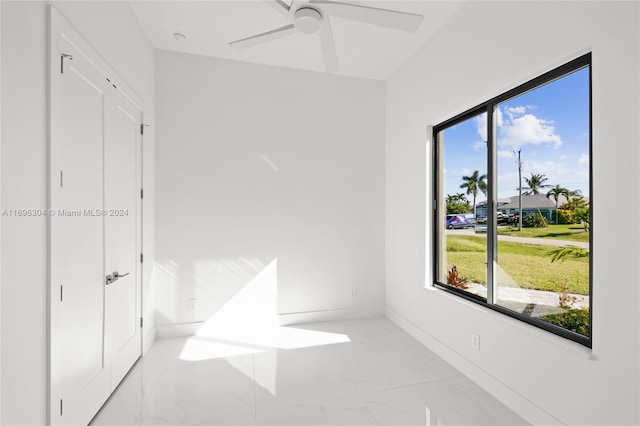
[106,271,130,285]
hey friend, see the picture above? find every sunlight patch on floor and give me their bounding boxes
[177,258,350,395]
[178,337,264,362]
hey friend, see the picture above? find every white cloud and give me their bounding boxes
[578,154,589,164]
[501,113,562,149]
[523,160,570,184]
[498,149,515,158]
[472,140,486,151]
[475,114,487,141]
[496,107,504,128]
[476,106,561,150]
[496,170,521,195]
[505,106,526,118]
[460,167,470,176]
[570,170,590,195]
[473,105,564,150]
[474,109,504,142]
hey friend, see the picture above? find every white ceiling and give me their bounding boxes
[129,0,466,81]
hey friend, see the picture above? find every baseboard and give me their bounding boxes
[155,322,202,339]
[385,306,562,426]
[155,307,384,339]
[142,326,156,355]
[278,306,383,326]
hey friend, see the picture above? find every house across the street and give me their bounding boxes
[476,194,557,222]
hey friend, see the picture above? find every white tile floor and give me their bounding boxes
[90,317,529,426]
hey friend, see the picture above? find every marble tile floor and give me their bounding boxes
[90,317,529,426]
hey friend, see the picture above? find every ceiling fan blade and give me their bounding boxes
[320,15,339,72]
[229,24,297,49]
[310,0,423,32]
[264,0,294,22]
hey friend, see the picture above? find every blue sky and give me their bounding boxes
[442,67,590,201]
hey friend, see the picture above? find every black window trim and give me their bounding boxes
[432,52,593,348]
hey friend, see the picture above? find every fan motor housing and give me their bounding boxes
[294,7,322,34]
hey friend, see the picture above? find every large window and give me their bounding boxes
[433,54,592,346]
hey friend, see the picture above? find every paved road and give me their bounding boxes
[447,228,589,249]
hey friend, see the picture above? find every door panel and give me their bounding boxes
[50,10,143,425]
[104,91,142,388]
[50,41,110,425]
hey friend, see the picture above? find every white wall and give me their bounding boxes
[0,2,155,424]
[385,2,640,425]
[0,2,3,422]
[155,51,385,329]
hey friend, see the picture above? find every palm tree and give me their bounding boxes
[563,196,588,211]
[523,173,551,195]
[460,170,487,219]
[446,193,471,214]
[546,185,569,222]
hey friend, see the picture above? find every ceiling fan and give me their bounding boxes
[228,0,424,72]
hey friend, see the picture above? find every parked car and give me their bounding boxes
[446,214,475,229]
[474,213,512,225]
[497,212,509,225]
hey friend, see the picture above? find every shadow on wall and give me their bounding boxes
[152,257,351,395]
[152,256,353,349]
[153,255,278,327]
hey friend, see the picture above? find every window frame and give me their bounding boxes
[432,53,593,347]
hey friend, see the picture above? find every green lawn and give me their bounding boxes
[497,224,589,243]
[445,235,589,295]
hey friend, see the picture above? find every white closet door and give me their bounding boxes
[104,89,142,389]
[49,9,143,425]
[50,39,110,426]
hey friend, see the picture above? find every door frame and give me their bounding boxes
[47,7,144,425]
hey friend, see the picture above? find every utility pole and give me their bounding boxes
[517,149,523,231]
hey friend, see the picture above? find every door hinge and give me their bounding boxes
[140,124,150,135]
[60,54,73,74]
[60,399,63,416]
[140,317,143,328]
[60,285,63,302]
[140,253,144,263]
[140,189,144,199]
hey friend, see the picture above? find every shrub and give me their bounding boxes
[446,193,471,214]
[557,278,578,308]
[523,212,548,228]
[556,208,578,224]
[576,207,590,232]
[446,265,469,290]
[541,308,590,337]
